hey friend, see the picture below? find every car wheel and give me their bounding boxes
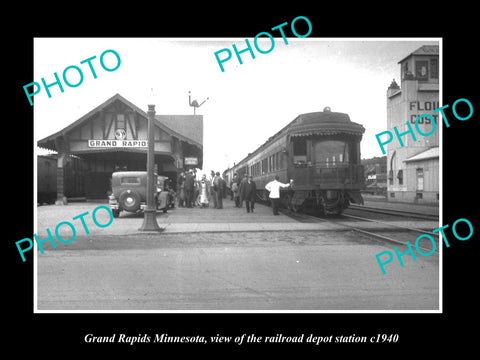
[119,190,141,212]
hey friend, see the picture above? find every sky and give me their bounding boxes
[34,37,440,173]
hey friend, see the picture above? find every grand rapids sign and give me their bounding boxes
[88,139,148,148]
[88,128,148,148]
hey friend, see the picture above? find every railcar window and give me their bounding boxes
[293,137,307,163]
[314,140,349,166]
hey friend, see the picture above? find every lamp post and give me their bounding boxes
[139,103,162,232]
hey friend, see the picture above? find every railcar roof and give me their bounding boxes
[225,110,365,172]
[294,111,351,124]
[289,111,365,136]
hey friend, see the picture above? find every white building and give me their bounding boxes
[386,45,439,204]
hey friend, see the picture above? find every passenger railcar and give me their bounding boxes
[224,107,365,215]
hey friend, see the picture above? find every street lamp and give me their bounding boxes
[139,103,162,232]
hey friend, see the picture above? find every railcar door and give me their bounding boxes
[313,139,350,188]
[290,136,310,185]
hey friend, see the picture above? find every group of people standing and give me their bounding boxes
[230,173,257,213]
[177,169,226,209]
[177,169,293,215]
[231,173,293,215]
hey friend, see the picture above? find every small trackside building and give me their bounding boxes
[37,93,203,203]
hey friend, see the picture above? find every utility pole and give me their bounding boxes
[139,103,162,232]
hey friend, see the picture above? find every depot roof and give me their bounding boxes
[37,93,203,152]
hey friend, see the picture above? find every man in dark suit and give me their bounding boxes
[214,172,224,209]
[239,175,257,213]
[209,170,217,209]
[184,169,195,208]
[238,174,248,208]
[177,171,185,207]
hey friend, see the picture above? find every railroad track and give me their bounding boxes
[283,209,440,254]
[348,204,439,221]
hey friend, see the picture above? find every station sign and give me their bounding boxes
[184,157,198,165]
[88,139,148,148]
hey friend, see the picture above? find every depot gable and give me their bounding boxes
[37,93,203,203]
[38,93,202,154]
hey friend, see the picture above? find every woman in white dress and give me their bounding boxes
[199,174,210,208]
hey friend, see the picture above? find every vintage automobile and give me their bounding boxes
[108,171,169,218]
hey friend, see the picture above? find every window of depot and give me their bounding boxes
[116,114,126,130]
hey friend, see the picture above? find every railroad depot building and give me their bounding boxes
[386,45,439,204]
[37,93,203,203]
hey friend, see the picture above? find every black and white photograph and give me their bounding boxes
[32,37,442,312]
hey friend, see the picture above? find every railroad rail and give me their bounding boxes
[348,203,439,221]
[283,209,440,254]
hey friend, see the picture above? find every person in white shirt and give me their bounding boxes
[265,175,293,215]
